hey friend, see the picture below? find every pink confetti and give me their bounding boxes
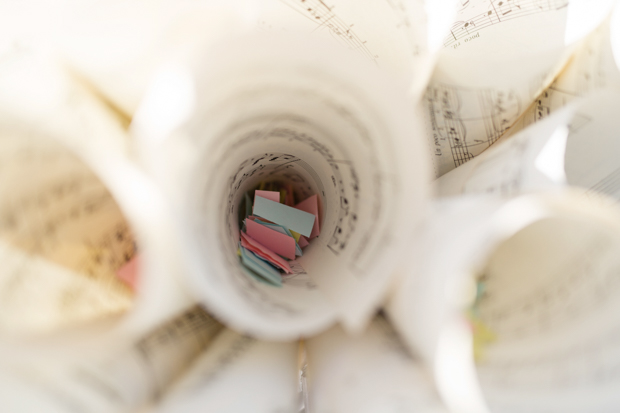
[294,194,320,239]
[246,219,296,260]
[240,232,292,274]
[117,255,139,291]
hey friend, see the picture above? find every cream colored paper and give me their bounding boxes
[424,0,614,177]
[0,305,223,413]
[156,329,298,413]
[0,48,193,337]
[305,316,449,413]
[506,5,620,137]
[387,192,620,413]
[436,91,620,202]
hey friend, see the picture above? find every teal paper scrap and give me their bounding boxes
[239,244,282,287]
[253,196,315,237]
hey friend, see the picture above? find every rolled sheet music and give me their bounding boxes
[133,33,431,340]
[0,0,457,118]
[305,316,449,413]
[386,191,620,413]
[0,305,223,413]
[0,47,193,338]
[436,91,620,202]
[0,47,216,412]
[425,0,617,177]
[156,328,299,413]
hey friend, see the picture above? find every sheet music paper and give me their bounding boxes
[0,50,134,335]
[156,329,298,413]
[133,33,430,340]
[0,0,455,118]
[505,5,620,137]
[254,0,457,99]
[435,91,620,202]
[305,316,449,413]
[423,0,614,178]
[0,0,254,117]
[386,192,620,413]
[0,305,223,413]
[0,47,194,337]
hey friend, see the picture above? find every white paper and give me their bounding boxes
[253,0,457,100]
[0,305,223,413]
[156,329,298,413]
[387,192,620,413]
[506,8,620,137]
[305,316,449,413]
[424,0,613,177]
[435,91,620,203]
[0,0,254,117]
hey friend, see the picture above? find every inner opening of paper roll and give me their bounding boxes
[472,215,620,408]
[189,107,374,338]
[171,32,425,340]
[0,131,137,336]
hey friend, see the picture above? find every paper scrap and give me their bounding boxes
[290,230,301,243]
[251,218,303,257]
[240,231,292,274]
[254,196,315,237]
[294,194,320,239]
[240,245,283,287]
[246,219,296,260]
[255,190,280,204]
[298,236,309,249]
[116,255,139,291]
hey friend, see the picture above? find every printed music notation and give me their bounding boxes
[279,0,378,62]
[426,83,521,173]
[444,0,569,47]
[586,167,620,202]
[478,322,620,391]
[517,84,592,134]
[478,235,620,340]
[463,135,529,196]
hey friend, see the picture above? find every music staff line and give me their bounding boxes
[279,0,377,62]
[444,0,569,47]
[428,84,521,169]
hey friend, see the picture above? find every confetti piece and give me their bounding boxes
[294,194,320,239]
[246,219,297,260]
[117,255,139,291]
[239,245,282,287]
[290,230,301,243]
[240,231,292,274]
[254,196,315,237]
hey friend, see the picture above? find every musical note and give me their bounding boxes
[426,83,521,175]
[277,0,378,62]
[443,0,569,47]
